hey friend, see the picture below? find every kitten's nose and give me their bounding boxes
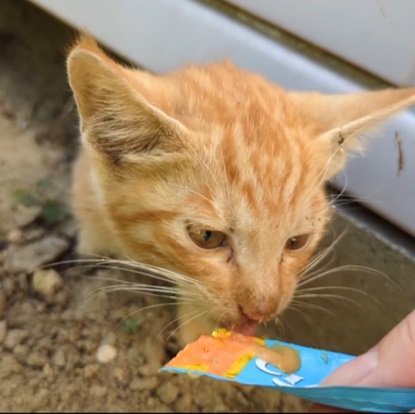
[238,302,275,322]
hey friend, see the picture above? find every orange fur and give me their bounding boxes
[67,36,415,344]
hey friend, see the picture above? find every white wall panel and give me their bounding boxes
[30,0,415,236]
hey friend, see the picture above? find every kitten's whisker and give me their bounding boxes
[283,305,310,324]
[67,271,197,298]
[298,230,346,279]
[273,316,285,338]
[166,309,209,343]
[65,267,210,304]
[96,264,201,288]
[301,232,343,273]
[298,264,399,290]
[293,293,364,310]
[218,143,232,200]
[93,284,180,297]
[114,302,178,331]
[90,260,220,308]
[49,256,204,291]
[115,300,206,332]
[290,299,336,318]
[273,314,293,338]
[75,273,181,292]
[312,134,349,190]
[64,261,204,293]
[156,307,204,342]
[296,285,368,296]
[329,185,383,208]
[170,184,214,205]
[329,169,349,206]
[86,279,208,303]
[43,257,118,268]
[106,261,196,287]
[120,256,205,288]
[85,285,179,303]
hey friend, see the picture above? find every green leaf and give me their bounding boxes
[13,189,40,207]
[122,318,140,334]
[40,200,67,225]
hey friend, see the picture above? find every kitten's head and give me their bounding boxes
[67,37,415,337]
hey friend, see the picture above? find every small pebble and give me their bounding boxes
[17,273,29,293]
[2,279,15,297]
[0,291,7,319]
[4,328,29,350]
[7,229,24,244]
[129,376,159,391]
[32,269,63,299]
[83,364,100,380]
[0,320,7,344]
[90,384,107,398]
[0,354,23,378]
[13,344,30,357]
[53,349,66,367]
[13,204,42,228]
[27,351,49,368]
[101,332,117,346]
[156,381,179,405]
[175,394,193,412]
[96,344,117,364]
[137,362,159,376]
[5,235,69,274]
[112,367,129,386]
[62,344,80,370]
[42,363,54,378]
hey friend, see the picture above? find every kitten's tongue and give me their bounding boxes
[230,320,258,336]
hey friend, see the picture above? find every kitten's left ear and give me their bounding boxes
[290,87,415,177]
[67,37,189,166]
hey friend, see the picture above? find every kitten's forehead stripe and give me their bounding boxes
[111,209,178,224]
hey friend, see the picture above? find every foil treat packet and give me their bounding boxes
[161,329,415,412]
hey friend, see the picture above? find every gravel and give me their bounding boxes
[5,235,70,274]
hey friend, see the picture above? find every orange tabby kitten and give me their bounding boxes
[67,36,415,345]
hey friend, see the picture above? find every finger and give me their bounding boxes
[321,351,377,386]
[323,309,415,388]
[357,309,415,387]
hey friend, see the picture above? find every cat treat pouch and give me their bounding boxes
[161,329,415,412]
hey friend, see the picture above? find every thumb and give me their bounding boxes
[323,309,415,388]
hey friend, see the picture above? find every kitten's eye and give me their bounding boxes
[285,234,310,251]
[187,226,227,249]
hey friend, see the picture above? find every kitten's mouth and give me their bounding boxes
[232,320,259,336]
[225,318,259,336]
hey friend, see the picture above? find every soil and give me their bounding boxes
[0,1,306,411]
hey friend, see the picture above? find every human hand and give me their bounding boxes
[311,308,415,412]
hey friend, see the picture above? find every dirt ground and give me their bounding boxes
[0,1,308,411]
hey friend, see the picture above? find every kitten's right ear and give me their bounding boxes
[67,39,188,165]
[289,87,415,178]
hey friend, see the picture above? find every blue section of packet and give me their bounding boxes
[161,337,415,412]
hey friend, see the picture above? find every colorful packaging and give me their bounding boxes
[161,329,415,412]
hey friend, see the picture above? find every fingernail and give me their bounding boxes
[322,350,378,386]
